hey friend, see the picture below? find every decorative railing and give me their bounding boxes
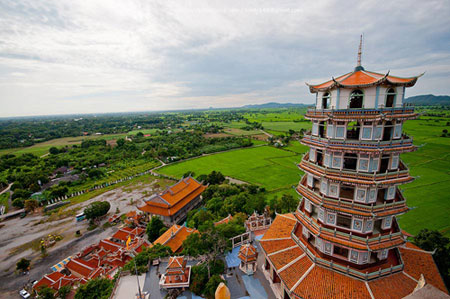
[302,134,415,151]
[291,224,404,281]
[295,209,404,246]
[305,105,416,119]
[299,154,412,184]
[295,179,408,216]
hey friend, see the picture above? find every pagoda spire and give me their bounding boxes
[355,34,364,71]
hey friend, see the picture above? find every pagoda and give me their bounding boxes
[259,38,448,298]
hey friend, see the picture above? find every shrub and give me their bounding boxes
[84,201,110,221]
[16,258,30,272]
[12,198,25,209]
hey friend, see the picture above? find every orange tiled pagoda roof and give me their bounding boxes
[260,214,448,299]
[153,224,198,253]
[306,69,423,93]
[138,176,207,217]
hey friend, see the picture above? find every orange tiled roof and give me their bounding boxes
[261,214,296,240]
[34,271,65,291]
[153,224,198,253]
[65,258,96,278]
[138,177,207,217]
[238,244,258,262]
[111,227,145,242]
[307,69,421,92]
[260,214,448,298]
[214,214,233,226]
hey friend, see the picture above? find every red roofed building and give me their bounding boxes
[153,224,198,253]
[259,40,448,299]
[111,226,145,245]
[138,176,207,225]
[159,256,191,290]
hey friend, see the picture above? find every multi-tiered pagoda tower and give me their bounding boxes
[259,42,448,298]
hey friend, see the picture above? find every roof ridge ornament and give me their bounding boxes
[355,34,365,71]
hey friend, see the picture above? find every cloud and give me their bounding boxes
[0,0,449,116]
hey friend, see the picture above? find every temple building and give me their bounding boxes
[138,176,207,226]
[159,256,191,290]
[260,41,448,299]
[153,224,198,253]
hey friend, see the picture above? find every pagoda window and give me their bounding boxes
[355,188,367,203]
[331,153,343,169]
[346,121,360,140]
[327,123,334,138]
[316,238,324,252]
[316,150,323,165]
[318,208,325,222]
[335,125,345,139]
[307,174,314,188]
[328,182,339,198]
[318,121,327,138]
[385,186,396,200]
[343,153,357,170]
[304,199,312,213]
[361,126,372,140]
[324,152,331,167]
[326,212,336,225]
[369,157,379,172]
[361,251,370,264]
[385,88,396,108]
[309,148,316,162]
[320,179,328,195]
[312,122,319,136]
[379,154,390,172]
[382,121,393,141]
[378,249,389,260]
[364,219,374,233]
[390,154,399,170]
[382,216,393,229]
[324,242,332,254]
[350,250,359,263]
[322,92,331,109]
[333,245,349,259]
[358,154,370,172]
[337,214,352,229]
[302,226,309,238]
[373,125,383,140]
[349,89,364,108]
[368,188,377,203]
[340,185,354,201]
[393,123,402,139]
[352,218,363,232]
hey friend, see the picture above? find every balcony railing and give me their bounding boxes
[305,104,416,119]
[295,208,404,249]
[290,223,404,281]
[295,177,409,217]
[302,134,415,152]
[299,154,413,184]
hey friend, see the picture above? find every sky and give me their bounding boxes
[0,0,449,117]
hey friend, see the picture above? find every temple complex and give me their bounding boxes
[260,42,448,298]
[138,176,207,226]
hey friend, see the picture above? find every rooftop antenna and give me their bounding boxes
[355,34,364,71]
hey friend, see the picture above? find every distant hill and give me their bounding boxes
[404,94,450,105]
[241,102,310,109]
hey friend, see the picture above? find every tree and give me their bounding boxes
[84,201,110,221]
[414,229,450,287]
[190,264,208,296]
[38,285,55,299]
[16,258,30,272]
[49,185,68,198]
[24,199,38,212]
[12,198,25,209]
[75,278,113,299]
[146,216,165,242]
[59,285,72,299]
[204,275,226,299]
[49,147,59,155]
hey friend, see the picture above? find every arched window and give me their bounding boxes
[349,90,363,108]
[322,92,331,109]
[385,88,396,108]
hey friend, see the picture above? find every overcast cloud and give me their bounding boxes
[0,0,449,117]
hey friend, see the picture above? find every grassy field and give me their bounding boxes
[157,146,303,194]
[397,116,450,236]
[261,121,310,133]
[0,193,9,213]
[0,133,128,157]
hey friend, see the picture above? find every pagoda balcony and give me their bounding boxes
[295,176,409,218]
[301,133,416,154]
[295,204,405,252]
[290,221,404,281]
[299,154,414,187]
[305,105,417,121]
